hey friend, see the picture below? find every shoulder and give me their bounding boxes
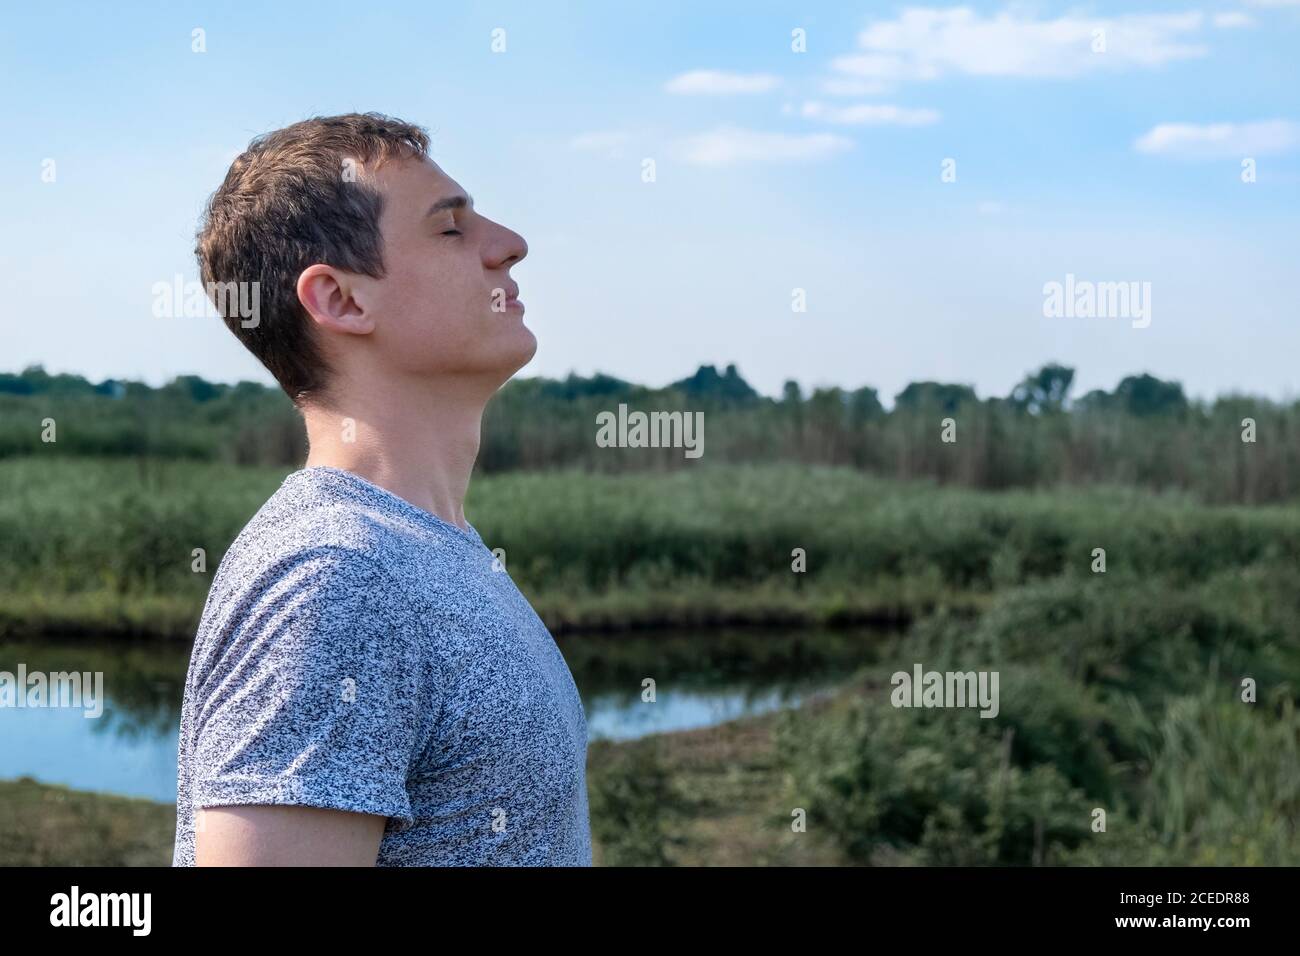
[209,469,430,604]
[223,474,399,569]
[199,502,426,672]
[190,539,440,713]
[213,540,417,643]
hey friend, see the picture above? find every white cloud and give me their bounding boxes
[832,7,1209,83]
[832,53,915,80]
[664,70,782,95]
[1134,120,1300,158]
[801,101,941,126]
[1212,12,1255,27]
[821,77,891,96]
[675,126,853,166]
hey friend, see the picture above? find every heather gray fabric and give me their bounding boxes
[172,465,591,866]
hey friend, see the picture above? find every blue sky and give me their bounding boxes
[2,0,1298,403]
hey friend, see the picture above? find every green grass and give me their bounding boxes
[4,456,1300,638]
[0,777,175,866]
[774,569,1300,865]
[3,455,1299,865]
[0,709,852,868]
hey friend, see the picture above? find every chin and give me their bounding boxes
[503,325,538,374]
[470,325,536,383]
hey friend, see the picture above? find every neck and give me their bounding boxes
[301,374,490,531]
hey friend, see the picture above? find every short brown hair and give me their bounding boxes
[196,112,430,406]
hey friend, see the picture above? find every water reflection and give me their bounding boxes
[0,626,886,801]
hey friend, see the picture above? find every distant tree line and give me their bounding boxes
[2,362,1295,503]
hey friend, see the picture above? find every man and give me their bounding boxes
[172,113,591,866]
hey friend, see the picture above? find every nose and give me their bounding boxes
[486,220,528,270]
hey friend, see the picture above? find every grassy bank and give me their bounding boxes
[775,568,1300,865]
[0,702,850,866]
[0,777,176,866]
[6,456,1298,866]
[4,456,1300,639]
[12,551,1300,868]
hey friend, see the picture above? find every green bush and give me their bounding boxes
[589,738,690,866]
[775,694,1091,865]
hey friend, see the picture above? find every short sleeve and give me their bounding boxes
[190,546,440,831]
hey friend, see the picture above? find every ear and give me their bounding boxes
[296,264,374,334]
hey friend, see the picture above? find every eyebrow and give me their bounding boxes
[424,194,472,218]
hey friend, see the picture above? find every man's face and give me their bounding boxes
[360,155,534,387]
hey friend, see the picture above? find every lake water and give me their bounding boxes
[0,627,884,803]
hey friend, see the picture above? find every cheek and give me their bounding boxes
[379,256,444,319]
[394,249,482,310]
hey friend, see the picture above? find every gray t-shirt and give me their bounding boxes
[172,465,591,866]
